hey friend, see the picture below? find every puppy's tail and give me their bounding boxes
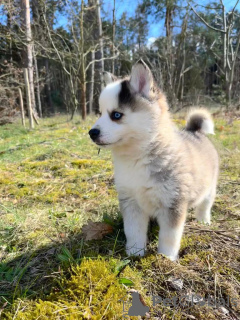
[185,108,215,135]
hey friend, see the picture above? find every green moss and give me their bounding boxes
[4,259,127,319]
[0,116,239,320]
[180,234,211,252]
[71,159,103,167]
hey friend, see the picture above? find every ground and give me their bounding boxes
[0,113,239,319]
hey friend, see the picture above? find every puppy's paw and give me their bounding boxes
[126,245,145,257]
[167,255,178,262]
[158,251,178,262]
[196,218,211,225]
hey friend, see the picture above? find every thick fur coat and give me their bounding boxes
[89,60,219,261]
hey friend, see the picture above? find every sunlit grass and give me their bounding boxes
[0,114,239,319]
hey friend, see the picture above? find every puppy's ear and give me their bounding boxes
[103,71,117,86]
[130,59,153,98]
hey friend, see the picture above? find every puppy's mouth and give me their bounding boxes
[95,138,122,146]
[95,142,112,146]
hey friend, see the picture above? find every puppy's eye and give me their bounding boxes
[110,111,123,121]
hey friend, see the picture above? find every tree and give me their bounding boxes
[191,0,240,107]
[0,0,240,124]
[20,0,38,122]
[94,0,104,99]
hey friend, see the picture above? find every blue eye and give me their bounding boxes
[114,112,121,119]
[111,111,123,121]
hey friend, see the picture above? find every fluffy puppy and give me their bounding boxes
[89,60,219,261]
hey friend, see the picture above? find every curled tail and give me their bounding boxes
[185,108,215,135]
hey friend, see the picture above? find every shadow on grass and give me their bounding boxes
[0,216,161,311]
[0,216,125,307]
[1,214,240,319]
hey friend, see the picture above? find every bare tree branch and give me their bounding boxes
[190,5,225,33]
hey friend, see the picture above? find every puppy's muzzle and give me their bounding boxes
[89,128,100,141]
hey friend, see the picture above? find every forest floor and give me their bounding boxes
[0,113,239,319]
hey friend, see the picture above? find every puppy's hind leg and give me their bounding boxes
[195,187,216,225]
[120,198,149,257]
[157,203,187,261]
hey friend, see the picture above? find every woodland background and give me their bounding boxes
[0,1,240,318]
[0,0,240,126]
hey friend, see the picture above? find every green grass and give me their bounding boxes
[0,114,239,319]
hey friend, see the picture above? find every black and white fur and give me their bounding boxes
[89,60,219,261]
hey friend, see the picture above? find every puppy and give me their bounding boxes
[89,60,219,261]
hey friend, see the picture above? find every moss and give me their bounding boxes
[180,234,211,253]
[27,230,45,240]
[34,150,69,161]
[0,176,13,185]
[22,160,52,169]
[1,116,239,320]
[4,258,127,319]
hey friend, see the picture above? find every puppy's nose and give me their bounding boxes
[89,128,100,141]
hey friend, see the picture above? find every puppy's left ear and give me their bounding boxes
[130,59,153,98]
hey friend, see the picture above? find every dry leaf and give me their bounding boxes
[59,232,66,239]
[167,277,183,291]
[219,125,224,131]
[82,221,113,241]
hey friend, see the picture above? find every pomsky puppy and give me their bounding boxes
[89,60,219,261]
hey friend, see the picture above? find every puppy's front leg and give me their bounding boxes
[157,203,187,261]
[119,197,148,256]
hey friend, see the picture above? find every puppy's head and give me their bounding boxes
[89,60,165,149]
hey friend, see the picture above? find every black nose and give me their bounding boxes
[89,128,100,141]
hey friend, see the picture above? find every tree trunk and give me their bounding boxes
[21,0,38,121]
[228,32,240,108]
[80,0,86,120]
[45,59,54,114]
[7,1,13,63]
[69,74,78,120]
[18,87,25,127]
[23,68,34,129]
[222,3,227,73]
[173,8,189,102]
[33,46,42,117]
[21,0,38,118]
[221,2,230,108]
[94,0,104,102]
[112,0,116,74]
[89,50,95,114]
[80,82,86,120]
[164,3,176,107]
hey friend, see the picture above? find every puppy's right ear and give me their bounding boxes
[103,72,117,86]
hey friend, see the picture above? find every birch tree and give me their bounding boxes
[95,0,104,95]
[20,0,38,121]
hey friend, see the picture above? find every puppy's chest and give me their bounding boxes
[113,158,174,212]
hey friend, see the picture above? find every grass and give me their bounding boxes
[0,113,239,319]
